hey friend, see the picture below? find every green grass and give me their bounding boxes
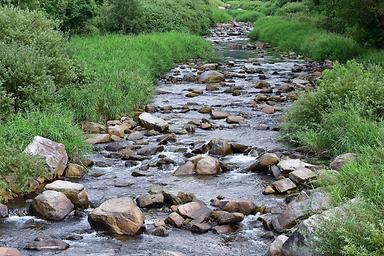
[250,16,362,62]
[67,32,215,122]
[234,10,265,22]
[359,49,384,67]
[211,8,233,23]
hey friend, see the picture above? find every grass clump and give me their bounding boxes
[250,16,361,62]
[68,32,215,122]
[234,10,265,22]
[211,8,233,23]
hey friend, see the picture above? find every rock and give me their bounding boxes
[195,156,222,175]
[330,153,357,171]
[174,161,195,176]
[154,219,166,227]
[82,122,106,134]
[199,70,225,83]
[128,131,144,141]
[136,194,164,208]
[0,248,21,256]
[45,180,88,208]
[230,143,249,153]
[88,197,144,235]
[30,190,74,221]
[177,201,212,223]
[217,212,244,224]
[65,163,85,179]
[226,115,245,124]
[269,235,289,256]
[256,80,270,88]
[212,224,239,234]
[157,133,176,145]
[262,105,276,114]
[160,251,186,256]
[107,125,125,138]
[222,200,257,215]
[151,226,169,237]
[191,223,211,233]
[198,106,211,113]
[139,112,169,132]
[0,203,8,218]
[259,153,280,167]
[200,63,218,71]
[289,168,317,184]
[272,178,297,193]
[165,212,184,228]
[186,92,200,98]
[263,185,276,195]
[208,138,233,156]
[24,136,68,176]
[210,110,229,119]
[24,239,69,251]
[278,159,313,174]
[137,145,164,156]
[85,134,111,144]
[206,83,221,91]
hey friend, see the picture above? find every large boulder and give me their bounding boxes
[30,190,74,221]
[45,180,88,208]
[24,136,68,177]
[199,70,225,83]
[138,112,169,132]
[88,197,144,235]
[195,156,222,175]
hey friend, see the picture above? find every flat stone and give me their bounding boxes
[217,212,244,224]
[177,201,212,223]
[272,178,297,193]
[85,134,111,144]
[0,247,21,256]
[212,224,239,234]
[25,239,69,251]
[136,194,164,208]
[211,110,229,119]
[226,115,245,124]
[222,200,257,215]
[191,223,211,233]
[165,212,184,228]
[289,168,317,184]
[278,158,313,174]
[261,105,275,114]
[138,112,169,132]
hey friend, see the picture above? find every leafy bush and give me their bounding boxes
[235,10,265,22]
[359,50,384,67]
[68,32,215,121]
[0,109,90,160]
[211,8,233,23]
[284,61,384,144]
[275,2,309,17]
[250,16,361,62]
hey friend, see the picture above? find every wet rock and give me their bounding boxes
[184,123,196,133]
[165,212,184,228]
[206,83,221,91]
[186,92,201,97]
[217,211,244,224]
[65,234,83,241]
[263,185,276,195]
[272,178,297,193]
[136,194,164,208]
[0,247,22,256]
[177,192,196,204]
[269,235,289,256]
[212,224,239,234]
[278,158,313,174]
[191,223,211,233]
[139,112,169,132]
[208,138,233,156]
[108,125,125,138]
[259,153,280,168]
[174,161,195,176]
[256,80,270,88]
[88,197,144,235]
[128,131,144,141]
[151,226,169,237]
[200,63,218,71]
[221,200,257,215]
[262,105,276,114]
[137,145,164,156]
[30,190,74,221]
[199,70,225,83]
[289,168,317,184]
[85,134,111,144]
[330,153,356,171]
[157,133,176,145]
[210,110,229,119]
[198,106,211,113]
[154,219,166,227]
[160,251,186,256]
[177,201,212,223]
[25,239,69,251]
[226,115,245,124]
[65,163,85,179]
[195,156,222,175]
[24,136,68,177]
[45,180,88,208]
[230,143,249,153]
[82,122,106,134]
[0,203,8,218]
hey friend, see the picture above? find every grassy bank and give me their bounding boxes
[249,16,361,62]
[68,32,215,122]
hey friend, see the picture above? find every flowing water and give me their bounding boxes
[0,23,324,255]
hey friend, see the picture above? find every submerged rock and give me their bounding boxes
[88,197,144,235]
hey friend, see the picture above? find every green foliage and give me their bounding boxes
[0,109,90,160]
[211,8,233,23]
[250,16,361,62]
[275,2,309,17]
[359,50,384,67]
[225,1,263,10]
[68,32,215,122]
[284,61,384,145]
[235,10,265,22]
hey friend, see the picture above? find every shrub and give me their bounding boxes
[275,2,310,17]
[250,16,361,62]
[68,32,215,122]
[211,8,233,23]
[359,50,384,67]
[284,61,384,144]
[0,109,90,160]
[235,10,265,22]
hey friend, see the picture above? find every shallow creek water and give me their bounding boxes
[0,23,323,255]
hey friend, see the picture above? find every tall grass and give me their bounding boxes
[211,8,233,23]
[68,32,215,122]
[250,16,361,62]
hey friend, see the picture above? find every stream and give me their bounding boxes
[0,23,326,256]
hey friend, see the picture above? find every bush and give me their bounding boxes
[0,109,90,160]
[284,61,384,145]
[275,2,310,17]
[68,32,215,122]
[211,8,233,23]
[359,50,384,67]
[235,10,265,22]
[250,16,362,62]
